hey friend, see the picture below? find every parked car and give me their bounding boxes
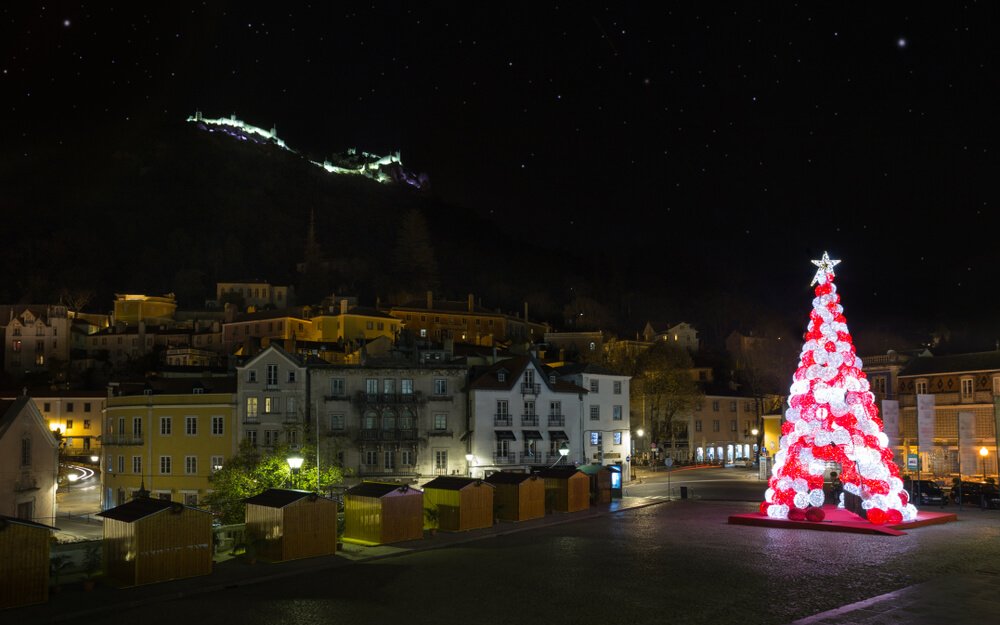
[949,480,1000,508]
[903,479,947,507]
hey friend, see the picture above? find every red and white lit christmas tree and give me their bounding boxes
[760,252,917,525]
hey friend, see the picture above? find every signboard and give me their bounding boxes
[907,454,919,471]
[650,442,657,450]
[604,452,621,459]
[881,400,899,448]
[664,458,674,467]
[917,394,935,454]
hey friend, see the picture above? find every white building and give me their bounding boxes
[0,397,59,523]
[235,345,309,450]
[553,363,632,477]
[2,305,71,378]
[467,356,590,478]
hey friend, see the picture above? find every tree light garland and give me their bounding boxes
[760,253,917,525]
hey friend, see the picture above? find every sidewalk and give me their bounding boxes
[10,496,668,623]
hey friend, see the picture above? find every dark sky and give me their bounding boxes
[4,3,999,347]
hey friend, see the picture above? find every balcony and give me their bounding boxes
[519,452,545,465]
[359,465,418,478]
[520,383,541,395]
[546,452,571,465]
[547,414,565,427]
[521,414,539,427]
[323,394,350,402]
[494,414,512,426]
[243,417,260,425]
[354,391,427,406]
[360,429,379,441]
[282,413,300,424]
[14,474,39,492]
[105,436,144,446]
[493,453,518,465]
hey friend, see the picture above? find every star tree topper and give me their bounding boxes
[810,251,841,286]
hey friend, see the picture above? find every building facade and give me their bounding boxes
[235,345,309,452]
[101,378,237,508]
[390,292,548,346]
[216,281,294,310]
[2,305,71,378]
[554,363,632,477]
[0,398,59,523]
[0,391,107,455]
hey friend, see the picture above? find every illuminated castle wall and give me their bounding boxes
[186,111,427,189]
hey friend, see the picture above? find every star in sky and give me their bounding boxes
[811,252,841,286]
[897,37,907,48]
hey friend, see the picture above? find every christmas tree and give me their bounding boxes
[760,253,917,525]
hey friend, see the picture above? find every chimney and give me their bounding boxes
[524,302,529,321]
[468,293,474,313]
[340,298,348,315]
[427,291,434,310]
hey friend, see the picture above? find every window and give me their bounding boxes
[524,400,536,415]
[133,417,143,437]
[872,377,887,396]
[731,420,737,432]
[264,430,278,446]
[264,397,276,413]
[614,432,623,445]
[185,456,197,475]
[132,456,141,474]
[185,416,197,435]
[365,450,378,466]
[401,449,413,466]
[590,379,599,393]
[434,414,447,430]
[590,405,600,421]
[43,402,51,412]
[401,379,413,395]
[84,403,91,413]
[613,405,623,421]
[550,401,561,415]
[434,379,447,395]
[366,378,378,395]
[730,401,737,412]
[613,381,622,394]
[266,364,278,386]
[83,419,91,429]
[288,430,298,445]
[246,397,258,417]
[915,380,928,395]
[713,420,720,432]
[160,417,172,435]
[695,402,702,412]
[435,450,448,470]
[20,438,31,467]
[288,397,296,415]
[590,431,603,446]
[211,456,224,472]
[160,456,172,475]
[384,451,395,470]
[497,400,509,416]
[184,493,198,506]
[961,377,974,400]
[498,371,507,383]
[383,379,396,394]
[712,401,720,412]
[67,402,75,412]
[288,370,296,383]
[329,414,344,430]
[66,419,74,430]
[366,321,374,330]
[212,416,224,435]
[331,378,346,396]
[364,411,377,429]
[248,370,257,383]
[246,430,257,446]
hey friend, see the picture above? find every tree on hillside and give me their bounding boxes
[632,341,703,457]
[391,209,439,298]
[562,295,613,331]
[203,441,345,524]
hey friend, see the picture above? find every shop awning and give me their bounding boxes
[495,430,516,440]
[549,430,568,441]
[523,430,542,440]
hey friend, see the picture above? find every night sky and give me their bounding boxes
[5,3,999,349]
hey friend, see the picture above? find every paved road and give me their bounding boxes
[64,498,1000,625]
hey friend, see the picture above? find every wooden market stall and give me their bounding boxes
[536,467,590,513]
[484,472,545,522]
[244,489,338,562]
[422,477,494,532]
[97,497,212,587]
[578,464,612,504]
[0,515,57,608]
[343,482,423,545]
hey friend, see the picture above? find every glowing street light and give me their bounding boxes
[980,446,989,479]
[465,453,475,477]
[286,453,304,488]
[549,442,570,468]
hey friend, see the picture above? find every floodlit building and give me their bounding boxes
[235,345,309,452]
[1,305,71,378]
[113,293,177,326]
[0,397,59,523]
[553,362,632,476]
[0,390,107,455]
[390,292,548,346]
[215,280,294,310]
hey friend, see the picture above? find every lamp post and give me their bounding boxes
[549,442,569,468]
[287,453,304,489]
[465,453,475,478]
[751,428,760,468]
[980,446,989,479]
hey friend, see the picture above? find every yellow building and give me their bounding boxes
[389,291,548,346]
[0,390,107,455]
[101,378,237,509]
[310,300,400,343]
[113,293,177,326]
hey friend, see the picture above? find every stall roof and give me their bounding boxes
[97,497,201,522]
[484,472,538,485]
[423,476,494,491]
[347,482,420,498]
[534,467,582,479]
[243,489,321,508]
[0,514,58,531]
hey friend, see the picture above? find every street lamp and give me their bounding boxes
[980,446,989,479]
[90,455,100,464]
[67,472,79,493]
[465,453,475,478]
[286,453,304,489]
[549,442,570,468]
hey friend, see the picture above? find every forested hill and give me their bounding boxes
[0,117,606,327]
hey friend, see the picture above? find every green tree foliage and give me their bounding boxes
[203,441,344,524]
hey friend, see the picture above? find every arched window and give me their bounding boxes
[363,410,377,430]
[382,409,396,430]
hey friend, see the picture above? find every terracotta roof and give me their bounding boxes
[422,476,493,491]
[899,351,1000,377]
[97,497,204,522]
[347,482,421,498]
[554,362,624,377]
[243,488,324,508]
